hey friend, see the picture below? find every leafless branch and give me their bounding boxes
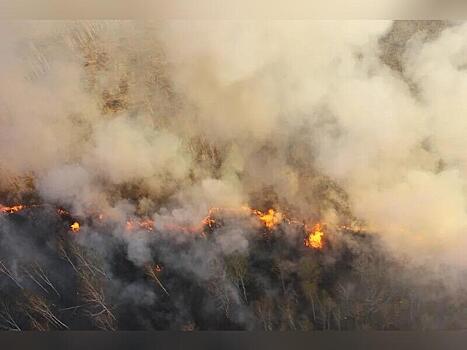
[145,265,170,297]
[79,272,116,331]
[0,259,23,290]
[26,295,68,329]
[0,301,21,331]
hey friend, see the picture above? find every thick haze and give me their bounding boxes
[0,20,466,268]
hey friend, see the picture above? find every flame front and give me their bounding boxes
[305,223,324,250]
[254,208,283,229]
[1,202,329,250]
[70,221,80,233]
[0,204,25,214]
[126,218,155,232]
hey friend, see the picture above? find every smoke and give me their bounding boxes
[0,20,467,329]
[160,20,467,266]
[1,20,465,257]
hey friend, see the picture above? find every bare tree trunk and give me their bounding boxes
[26,295,68,329]
[0,302,21,331]
[239,276,248,304]
[145,265,170,297]
[310,295,316,323]
[0,260,23,289]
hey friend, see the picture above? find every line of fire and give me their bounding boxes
[0,199,378,331]
[1,203,327,249]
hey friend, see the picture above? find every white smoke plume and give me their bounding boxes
[0,20,466,271]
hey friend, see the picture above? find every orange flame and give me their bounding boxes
[305,223,324,250]
[0,204,25,214]
[126,218,154,232]
[254,208,283,230]
[1,202,332,252]
[201,211,216,229]
[70,221,80,233]
[57,208,70,216]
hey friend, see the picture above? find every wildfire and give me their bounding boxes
[254,208,283,229]
[201,206,284,230]
[57,208,70,216]
[0,204,25,214]
[1,201,329,251]
[201,210,217,229]
[70,222,80,233]
[125,218,154,232]
[123,206,286,234]
[305,223,324,250]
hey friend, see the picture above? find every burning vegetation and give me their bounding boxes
[0,203,326,250]
[1,200,466,331]
[0,21,466,332]
[305,224,324,250]
[0,205,26,214]
[70,222,80,233]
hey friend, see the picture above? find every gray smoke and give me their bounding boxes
[0,20,466,330]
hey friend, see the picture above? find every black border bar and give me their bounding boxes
[1,331,467,350]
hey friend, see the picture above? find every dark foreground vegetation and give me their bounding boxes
[0,206,466,331]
